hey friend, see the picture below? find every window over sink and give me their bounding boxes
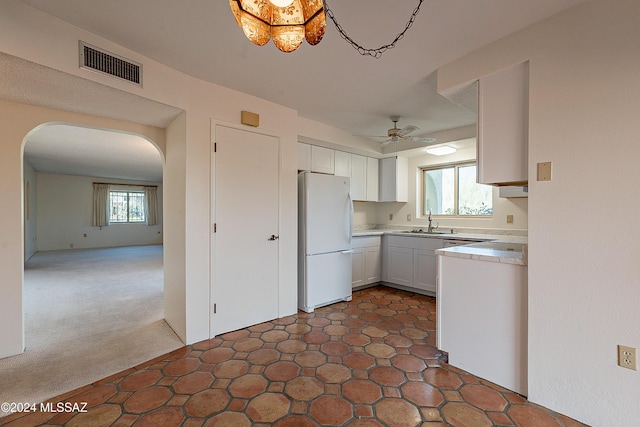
[421,162,493,217]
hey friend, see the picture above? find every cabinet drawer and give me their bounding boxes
[352,236,381,249]
[387,235,443,251]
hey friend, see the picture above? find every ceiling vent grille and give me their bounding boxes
[79,41,142,86]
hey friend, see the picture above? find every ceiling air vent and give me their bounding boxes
[79,41,142,86]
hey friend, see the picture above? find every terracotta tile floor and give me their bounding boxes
[2,286,587,427]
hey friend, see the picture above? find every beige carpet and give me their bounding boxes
[0,245,183,417]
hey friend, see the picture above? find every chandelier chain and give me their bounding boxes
[324,0,424,59]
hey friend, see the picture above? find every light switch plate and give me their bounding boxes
[537,162,552,181]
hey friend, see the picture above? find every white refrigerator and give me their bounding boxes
[298,172,353,313]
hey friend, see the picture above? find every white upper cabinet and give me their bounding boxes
[334,150,351,178]
[350,154,367,201]
[379,157,408,202]
[366,157,379,202]
[334,151,376,202]
[311,145,335,174]
[297,142,311,171]
[477,61,529,185]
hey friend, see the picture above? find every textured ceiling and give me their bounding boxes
[6,0,589,181]
[18,0,587,140]
[0,53,183,129]
[1,52,178,182]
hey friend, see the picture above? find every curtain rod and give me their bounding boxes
[93,182,158,188]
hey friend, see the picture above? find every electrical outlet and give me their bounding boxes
[618,345,638,370]
[407,213,411,221]
[506,215,514,224]
[389,213,393,221]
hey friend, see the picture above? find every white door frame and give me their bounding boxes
[210,119,282,338]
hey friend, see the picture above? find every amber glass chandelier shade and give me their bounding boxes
[229,0,326,52]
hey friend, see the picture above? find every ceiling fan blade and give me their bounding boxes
[410,134,437,143]
[397,125,419,137]
[355,134,388,139]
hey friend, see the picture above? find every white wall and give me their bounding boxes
[23,161,38,260]
[164,112,187,342]
[35,173,163,251]
[438,1,640,425]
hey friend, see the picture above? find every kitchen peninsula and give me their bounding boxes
[436,240,528,396]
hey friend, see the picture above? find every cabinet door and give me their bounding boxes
[366,157,379,202]
[334,150,351,178]
[387,246,413,286]
[379,157,408,202]
[352,247,365,288]
[477,62,529,185]
[351,154,367,201]
[415,250,437,293]
[311,146,335,174]
[364,245,381,284]
[297,143,311,171]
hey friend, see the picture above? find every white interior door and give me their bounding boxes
[212,124,279,336]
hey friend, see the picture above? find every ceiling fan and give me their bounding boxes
[367,116,437,148]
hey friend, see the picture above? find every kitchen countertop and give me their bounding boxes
[352,229,527,266]
[351,230,387,237]
[435,240,527,266]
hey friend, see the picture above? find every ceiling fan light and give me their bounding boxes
[426,146,456,156]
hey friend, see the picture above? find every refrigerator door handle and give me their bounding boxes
[347,192,353,245]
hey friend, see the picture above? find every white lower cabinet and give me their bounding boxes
[352,236,381,288]
[352,247,364,288]
[364,245,381,284]
[383,235,444,294]
[387,246,413,287]
[415,249,438,292]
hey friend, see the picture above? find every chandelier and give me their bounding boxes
[229,0,326,53]
[229,0,425,57]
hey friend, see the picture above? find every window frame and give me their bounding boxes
[419,161,493,218]
[109,190,146,224]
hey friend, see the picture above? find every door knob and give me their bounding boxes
[268,234,279,241]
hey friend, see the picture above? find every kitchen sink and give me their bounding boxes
[403,230,448,235]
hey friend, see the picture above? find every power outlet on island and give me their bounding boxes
[618,345,638,370]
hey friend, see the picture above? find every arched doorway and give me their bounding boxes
[4,122,183,407]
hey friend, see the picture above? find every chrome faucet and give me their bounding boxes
[427,209,438,233]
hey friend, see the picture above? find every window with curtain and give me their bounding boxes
[109,190,146,223]
[92,183,110,227]
[94,183,158,226]
[144,186,158,226]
